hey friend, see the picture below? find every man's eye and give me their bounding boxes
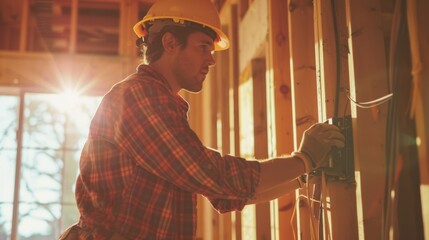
[201,45,213,52]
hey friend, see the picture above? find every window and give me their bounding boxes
[0,88,101,239]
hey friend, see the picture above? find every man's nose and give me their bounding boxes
[208,52,216,67]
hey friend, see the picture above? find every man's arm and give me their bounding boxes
[249,156,304,204]
[249,123,345,204]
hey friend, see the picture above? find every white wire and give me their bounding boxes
[321,171,332,240]
[291,176,321,240]
[346,91,394,109]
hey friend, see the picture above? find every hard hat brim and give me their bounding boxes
[133,17,229,51]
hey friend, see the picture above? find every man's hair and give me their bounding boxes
[139,20,217,64]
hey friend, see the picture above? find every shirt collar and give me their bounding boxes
[137,64,190,115]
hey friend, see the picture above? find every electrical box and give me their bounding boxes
[318,115,355,182]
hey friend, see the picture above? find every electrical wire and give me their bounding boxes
[331,0,341,118]
[321,171,332,240]
[290,178,322,240]
[345,91,394,109]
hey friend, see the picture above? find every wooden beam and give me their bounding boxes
[119,0,139,56]
[0,51,135,93]
[408,0,429,238]
[267,0,296,239]
[229,4,242,239]
[287,0,319,238]
[313,0,359,239]
[216,23,233,240]
[251,58,271,240]
[19,0,29,52]
[69,0,78,53]
[345,0,389,238]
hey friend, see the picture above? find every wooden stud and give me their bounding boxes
[408,0,429,238]
[313,0,359,239]
[345,0,389,238]
[287,0,319,238]
[69,0,78,53]
[119,0,127,55]
[19,0,29,52]
[251,58,272,240]
[229,4,243,240]
[267,0,296,239]
[216,22,233,240]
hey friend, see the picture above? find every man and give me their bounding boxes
[60,0,345,239]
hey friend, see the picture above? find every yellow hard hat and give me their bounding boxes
[133,0,230,51]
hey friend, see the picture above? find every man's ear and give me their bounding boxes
[162,32,179,53]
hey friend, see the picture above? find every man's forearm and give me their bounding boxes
[248,177,302,204]
[248,155,306,205]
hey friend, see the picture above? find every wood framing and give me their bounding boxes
[345,0,389,238]
[2,0,428,239]
[0,51,135,93]
[226,4,243,239]
[19,0,29,52]
[251,58,271,240]
[119,0,139,56]
[267,0,296,239]
[287,0,319,238]
[313,0,359,239]
[408,1,429,238]
[407,0,429,239]
[215,26,233,240]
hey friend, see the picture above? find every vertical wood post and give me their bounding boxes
[267,0,296,239]
[408,0,429,238]
[229,5,242,240]
[69,0,78,53]
[287,0,319,238]
[19,0,29,52]
[313,0,359,239]
[345,0,389,238]
[119,0,139,57]
[251,58,271,240]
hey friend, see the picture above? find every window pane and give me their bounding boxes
[0,203,13,240]
[0,96,18,149]
[23,94,66,149]
[0,95,18,239]
[17,92,101,239]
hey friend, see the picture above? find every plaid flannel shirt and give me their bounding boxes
[75,65,261,239]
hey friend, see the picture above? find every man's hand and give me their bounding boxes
[297,123,345,171]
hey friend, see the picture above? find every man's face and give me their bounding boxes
[171,31,216,93]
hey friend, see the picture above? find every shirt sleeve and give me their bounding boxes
[206,197,249,214]
[110,80,260,200]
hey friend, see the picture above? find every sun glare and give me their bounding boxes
[51,87,82,115]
